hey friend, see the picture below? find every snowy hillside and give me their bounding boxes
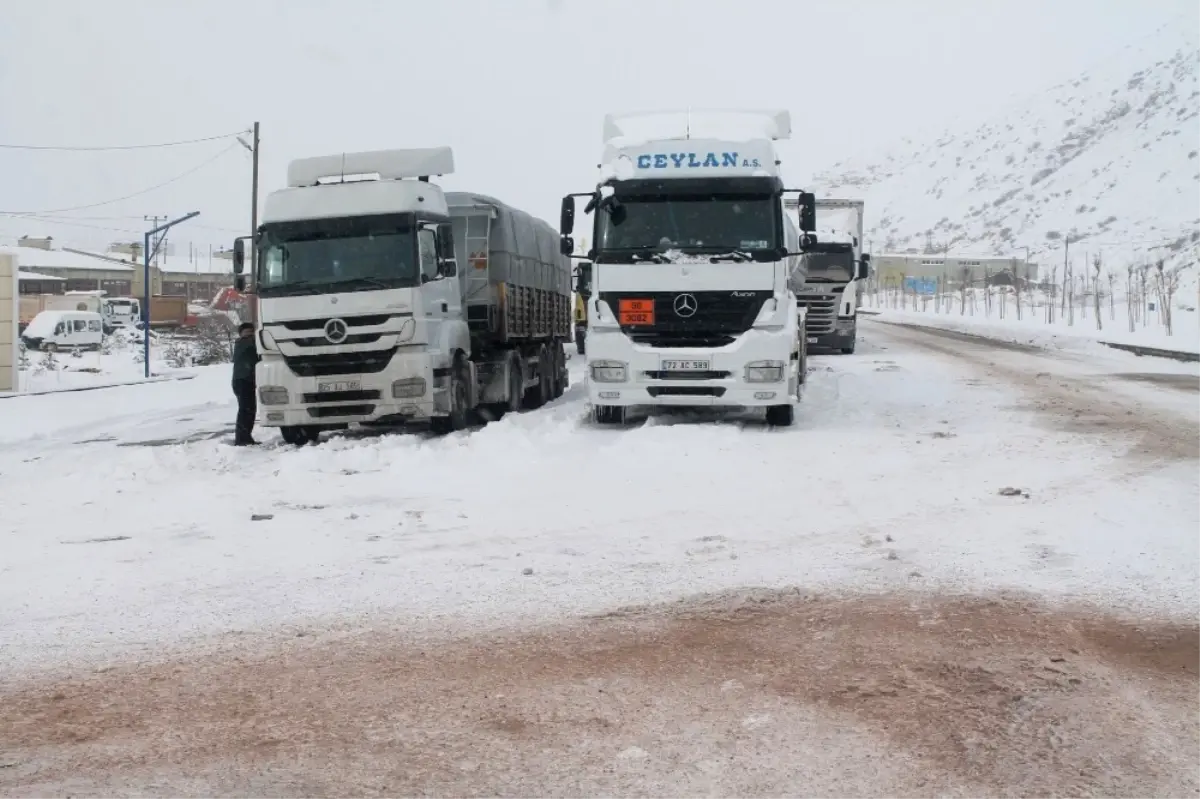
[813,22,1200,275]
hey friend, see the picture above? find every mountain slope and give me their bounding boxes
[813,22,1199,276]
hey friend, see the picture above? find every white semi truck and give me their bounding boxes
[785,197,871,354]
[231,147,571,446]
[559,109,818,427]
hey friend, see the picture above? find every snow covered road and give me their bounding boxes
[2,320,1197,796]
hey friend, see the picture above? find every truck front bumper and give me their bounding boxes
[805,318,857,352]
[254,350,449,427]
[585,328,798,409]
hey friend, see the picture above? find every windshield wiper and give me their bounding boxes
[335,277,393,290]
[803,276,844,283]
[629,252,671,263]
[260,279,325,295]
[708,250,754,263]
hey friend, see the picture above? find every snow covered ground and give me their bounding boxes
[2,322,1196,796]
[9,330,201,396]
[867,293,1200,355]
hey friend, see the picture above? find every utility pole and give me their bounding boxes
[143,215,167,269]
[237,122,261,282]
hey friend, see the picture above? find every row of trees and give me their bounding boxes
[867,258,1189,336]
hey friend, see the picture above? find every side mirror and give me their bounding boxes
[437,224,457,277]
[857,254,871,280]
[560,235,575,256]
[560,196,575,236]
[234,275,246,292]
[798,192,816,232]
[232,238,245,275]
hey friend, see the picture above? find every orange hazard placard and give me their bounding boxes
[618,298,655,326]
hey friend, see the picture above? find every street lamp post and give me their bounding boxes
[143,211,200,378]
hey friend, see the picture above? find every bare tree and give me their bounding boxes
[1107,269,1117,322]
[960,267,970,316]
[1046,266,1058,324]
[1013,265,1023,321]
[1092,253,1103,331]
[1125,265,1136,332]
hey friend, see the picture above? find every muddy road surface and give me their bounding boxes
[2,591,1196,798]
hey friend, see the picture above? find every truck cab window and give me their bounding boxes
[73,319,88,333]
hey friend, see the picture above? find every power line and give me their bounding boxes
[0,141,240,215]
[0,129,248,152]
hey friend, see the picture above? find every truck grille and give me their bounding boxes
[279,314,391,331]
[799,293,838,334]
[598,290,770,346]
[307,404,376,418]
[291,333,383,348]
[283,349,396,377]
[300,389,382,404]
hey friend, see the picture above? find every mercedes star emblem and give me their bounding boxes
[673,293,698,318]
[324,318,349,344]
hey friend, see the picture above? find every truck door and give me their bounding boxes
[417,225,459,340]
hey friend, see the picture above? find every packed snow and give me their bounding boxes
[2,325,1196,679]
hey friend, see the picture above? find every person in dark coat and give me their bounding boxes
[231,322,261,446]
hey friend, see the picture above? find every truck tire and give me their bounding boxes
[797,327,808,385]
[593,404,625,425]
[485,352,524,421]
[281,425,311,446]
[576,332,586,355]
[551,340,566,400]
[522,345,550,410]
[841,340,856,355]
[765,403,795,427]
[432,356,470,434]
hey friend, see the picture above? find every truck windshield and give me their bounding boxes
[595,194,777,261]
[257,214,418,296]
[803,249,855,282]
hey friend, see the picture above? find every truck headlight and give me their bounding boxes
[258,386,289,405]
[391,377,426,398]
[745,360,785,383]
[590,360,627,383]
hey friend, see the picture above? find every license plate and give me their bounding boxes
[661,359,711,371]
[318,380,360,393]
[807,336,818,343]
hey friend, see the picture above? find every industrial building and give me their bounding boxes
[871,253,1039,288]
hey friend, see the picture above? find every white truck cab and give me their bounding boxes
[786,198,871,354]
[559,109,818,427]
[232,147,571,446]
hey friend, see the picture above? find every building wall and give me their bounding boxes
[19,279,65,296]
[0,253,17,392]
[872,254,1039,286]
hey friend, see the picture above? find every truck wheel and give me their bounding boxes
[522,345,550,410]
[765,404,795,427]
[303,425,322,445]
[576,333,586,355]
[280,425,309,446]
[840,341,856,355]
[488,353,524,421]
[593,405,625,425]
[551,341,566,400]
[432,357,470,434]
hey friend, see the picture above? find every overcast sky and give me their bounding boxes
[0,0,1195,254]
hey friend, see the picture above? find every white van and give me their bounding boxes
[20,310,106,352]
